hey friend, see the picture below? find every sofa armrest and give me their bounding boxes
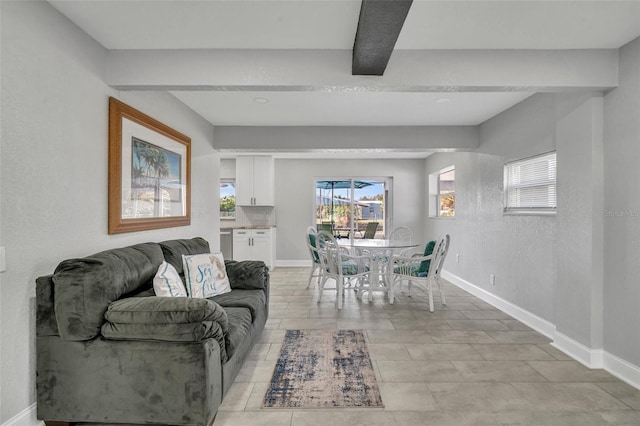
[224,260,269,291]
[101,319,225,343]
[104,296,228,330]
[102,296,229,360]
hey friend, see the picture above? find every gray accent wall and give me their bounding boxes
[425,150,557,321]
[214,126,478,151]
[425,88,637,370]
[274,158,426,262]
[603,36,640,367]
[2,1,640,422]
[0,2,219,423]
[555,94,604,351]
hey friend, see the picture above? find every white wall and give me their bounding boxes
[0,2,218,423]
[274,158,426,263]
[603,36,640,368]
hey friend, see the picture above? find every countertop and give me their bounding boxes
[220,224,276,230]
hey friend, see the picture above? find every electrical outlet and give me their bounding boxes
[489,274,495,286]
[456,254,460,263]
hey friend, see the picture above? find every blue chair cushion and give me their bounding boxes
[308,233,320,263]
[342,260,367,275]
[324,260,368,275]
[418,240,436,274]
[393,263,421,277]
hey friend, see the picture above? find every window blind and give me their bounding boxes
[504,152,556,212]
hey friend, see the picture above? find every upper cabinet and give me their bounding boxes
[236,156,275,206]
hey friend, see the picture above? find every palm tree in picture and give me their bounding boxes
[154,152,170,216]
[139,145,170,216]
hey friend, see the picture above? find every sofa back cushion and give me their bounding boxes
[53,242,164,341]
[159,237,210,275]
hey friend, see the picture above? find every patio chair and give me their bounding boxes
[316,231,371,309]
[317,222,333,234]
[362,222,378,239]
[388,234,450,312]
[305,226,324,288]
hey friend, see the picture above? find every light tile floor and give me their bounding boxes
[213,267,640,426]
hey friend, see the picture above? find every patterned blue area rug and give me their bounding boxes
[262,329,384,408]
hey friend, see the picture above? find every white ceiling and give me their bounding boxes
[171,90,533,126]
[50,0,640,50]
[49,0,640,136]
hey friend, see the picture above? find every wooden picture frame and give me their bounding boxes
[108,97,191,234]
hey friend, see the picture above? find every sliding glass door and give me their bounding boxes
[314,177,390,239]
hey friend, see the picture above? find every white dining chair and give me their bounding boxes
[385,226,414,292]
[305,226,324,288]
[388,234,450,312]
[389,226,413,244]
[316,231,372,309]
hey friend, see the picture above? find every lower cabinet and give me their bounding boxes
[232,228,275,270]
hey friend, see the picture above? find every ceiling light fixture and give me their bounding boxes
[434,97,451,104]
[253,97,269,104]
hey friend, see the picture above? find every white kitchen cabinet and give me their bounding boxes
[232,228,275,269]
[236,156,274,206]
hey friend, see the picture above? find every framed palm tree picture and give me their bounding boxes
[108,97,191,234]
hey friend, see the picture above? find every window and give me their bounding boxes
[220,180,236,219]
[313,178,389,238]
[429,166,455,218]
[504,152,556,213]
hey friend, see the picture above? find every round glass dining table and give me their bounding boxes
[337,239,420,303]
[337,239,418,251]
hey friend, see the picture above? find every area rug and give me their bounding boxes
[262,329,384,408]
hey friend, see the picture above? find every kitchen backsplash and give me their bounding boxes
[222,206,276,227]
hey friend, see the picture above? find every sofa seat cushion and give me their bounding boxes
[222,307,252,361]
[53,242,164,341]
[211,289,266,321]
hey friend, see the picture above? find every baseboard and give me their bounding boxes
[2,404,41,426]
[604,350,640,389]
[441,270,556,339]
[275,260,311,268]
[442,269,640,390]
[552,331,604,368]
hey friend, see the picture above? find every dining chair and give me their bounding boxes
[305,226,324,288]
[362,222,378,239]
[389,226,413,244]
[316,230,371,309]
[388,234,450,312]
[383,226,414,290]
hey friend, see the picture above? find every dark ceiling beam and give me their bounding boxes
[352,0,413,76]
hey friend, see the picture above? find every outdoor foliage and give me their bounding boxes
[440,193,455,217]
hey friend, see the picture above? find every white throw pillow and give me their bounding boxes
[153,261,187,297]
[182,253,231,298]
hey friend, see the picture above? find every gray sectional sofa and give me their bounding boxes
[36,237,269,426]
